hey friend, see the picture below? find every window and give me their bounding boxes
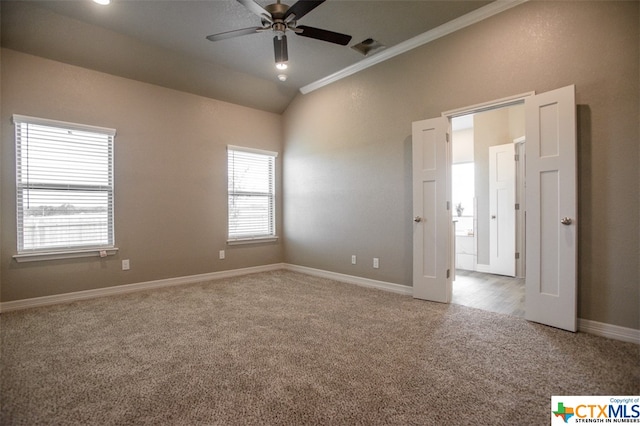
[452,162,475,217]
[227,145,277,243]
[13,115,116,258]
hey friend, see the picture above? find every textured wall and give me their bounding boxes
[283,1,639,329]
[1,49,284,301]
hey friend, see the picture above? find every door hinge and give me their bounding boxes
[515,203,520,210]
[446,269,450,278]
[515,252,520,260]
[446,201,450,210]
[514,154,519,161]
[446,133,450,143]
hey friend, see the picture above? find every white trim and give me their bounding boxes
[227,236,279,245]
[300,0,528,95]
[12,114,116,136]
[227,144,278,158]
[282,264,413,296]
[0,263,285,313]
[442,92,534,118]
[13,248,119,263]
[578,319,640,345]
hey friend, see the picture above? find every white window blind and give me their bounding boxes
[227,145,277,241]
[14,115,115,253]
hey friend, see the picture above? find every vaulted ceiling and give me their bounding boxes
[1,0,499,113]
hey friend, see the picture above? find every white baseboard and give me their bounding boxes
[282,265,640,344]
[0,263,285,313]
[578,318,640,344]
[283,263,413,296]
[2,263,636,345]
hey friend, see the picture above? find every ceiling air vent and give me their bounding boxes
[351,38,386,56]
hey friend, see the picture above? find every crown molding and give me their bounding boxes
[300,0,529,95]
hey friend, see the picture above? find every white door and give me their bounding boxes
[489,143,516,277]
[412,117,451,303]
[525,85,577,332]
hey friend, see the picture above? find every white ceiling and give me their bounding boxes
[1,0,493,113]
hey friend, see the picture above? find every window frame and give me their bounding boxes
[227,145,278,244]
[12,114,118,262]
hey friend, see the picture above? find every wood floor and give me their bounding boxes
[452,270,525,317]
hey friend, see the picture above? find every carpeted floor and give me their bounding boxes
[1,270,638,425]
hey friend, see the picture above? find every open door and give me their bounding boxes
[524,85,577,332]
[412,117,451,302]
[489,143,516,277]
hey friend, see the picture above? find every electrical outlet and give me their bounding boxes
[373,258,379,269]
[122,259,130,270]
[351,255,357,265]
[219,250,225,260]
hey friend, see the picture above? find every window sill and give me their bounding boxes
[227,236,279,246]
[13,248,119,263]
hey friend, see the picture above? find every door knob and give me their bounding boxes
[414,216,422,223]
[561,217,573,225]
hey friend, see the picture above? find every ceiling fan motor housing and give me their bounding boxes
[264,2,294,36]
[265,2,289,20]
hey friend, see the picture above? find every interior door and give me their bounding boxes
[489,143,516,277]
[412,117,451,303]
[524,85,577,332]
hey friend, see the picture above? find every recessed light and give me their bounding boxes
[277,74,287,82]
[93,0,111,5]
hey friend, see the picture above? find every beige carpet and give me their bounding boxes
[1,270,638,425]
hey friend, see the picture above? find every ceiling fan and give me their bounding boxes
[206,0,352,70]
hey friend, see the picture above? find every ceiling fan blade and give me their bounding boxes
[206,27,266,42]
[236,0,272,22]
[284,0,325,22]
[295,25,352,46]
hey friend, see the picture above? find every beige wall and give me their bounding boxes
[283,1,639,329]
[1,49,284,301]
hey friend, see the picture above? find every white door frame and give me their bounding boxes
[514,136,526,278]
[444,92,532,279]
[442,92,535,120]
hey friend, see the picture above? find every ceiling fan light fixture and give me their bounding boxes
[274,35,288,65]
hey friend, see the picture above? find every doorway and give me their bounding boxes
[452,270,525,317]
[450,104,525,316]
[412,85,577,331]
